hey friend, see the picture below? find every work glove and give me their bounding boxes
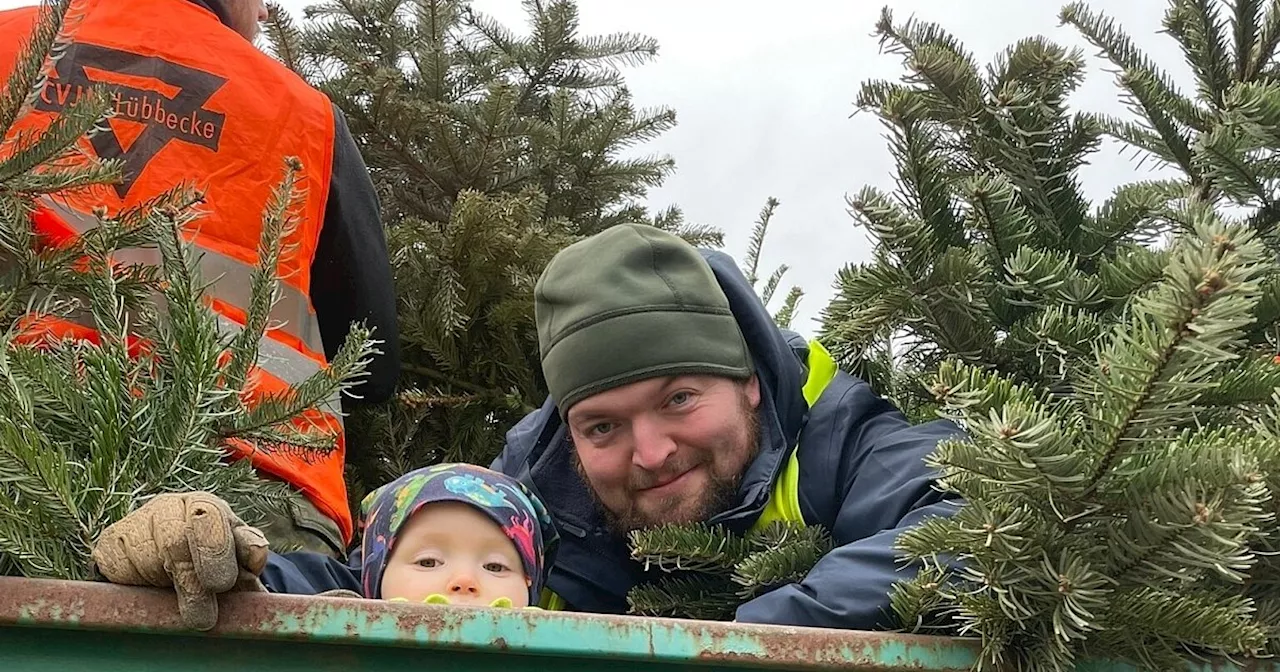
[90,491,270,631]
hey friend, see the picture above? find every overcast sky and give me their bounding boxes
[1,0,1189,337]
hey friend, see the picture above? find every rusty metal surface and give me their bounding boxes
[0,576,1276,671]
[0,576,978,671]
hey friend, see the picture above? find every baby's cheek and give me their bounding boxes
[500,574,531,607]
[381,564,426,600]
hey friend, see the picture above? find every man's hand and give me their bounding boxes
[90,492,270,631]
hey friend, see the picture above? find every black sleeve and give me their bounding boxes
[308,103,400,405]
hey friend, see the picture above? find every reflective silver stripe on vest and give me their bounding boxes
[38,196,327,357]
[33,196,343,423]
[213,314,344,422]
[47,302,344,424]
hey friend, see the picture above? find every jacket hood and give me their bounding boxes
[505,246,810,537]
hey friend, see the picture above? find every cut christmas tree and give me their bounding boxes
[0,0,374,579]
[891,210,1280,671]
[262,0,721,510]
[818,2,1280,671]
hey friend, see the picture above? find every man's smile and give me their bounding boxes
[639,466,700,497]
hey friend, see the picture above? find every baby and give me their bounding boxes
[357,463,558,608]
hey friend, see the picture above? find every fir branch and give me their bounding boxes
[929,359,1056,422]
[1081,214,1269,494]
[1196,123,1276,207]
[402,363,503,400]
[874,8,981,111]
[0,0,72,139]
[890,565,956,633]
[1110,586,1268,656]
[819,261,917,361]
[962,173,1035,272]
[1002,246,1104,310]
[733,523,833,596]
[1164,0,1234,106]
[0,346,81,536]
[1059,2,1208,132]
[225,322,374,442]
[759,265,786,308]
[2,161,122,195]
[648,207,723,248]
[1252,273,1280,338]
[221,158,304,392]
[1107,428,1273,586]
[742,197,777,287]
[1082,181,1180,255]
[1232,0,1264,81]
[849,185,939,277]
[772,286,803,330]
[626,574,740,621]
[628,522,747,573]
[1252,1,1280,80]
[1005,305,1106,386]
[0,87,112,183]
[262,3,315,80]
[1199,353,1280,405]
[1096,245,1170,303]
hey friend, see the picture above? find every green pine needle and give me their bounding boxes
[629,522,748,573]
[734,523,833,596]
[626,574,742,621]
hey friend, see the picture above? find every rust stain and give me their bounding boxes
[679,618,971,671]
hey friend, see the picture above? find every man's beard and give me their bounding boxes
[572,394,763,536]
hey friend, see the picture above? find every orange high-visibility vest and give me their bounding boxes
[0,0,354,543]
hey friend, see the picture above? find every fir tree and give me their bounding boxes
[891,212,1280,671]
[812,3,1280,670]
[0,0,374,579]
[263,0,720,509]
[815,2,1280,417]
[817,6,1182,419]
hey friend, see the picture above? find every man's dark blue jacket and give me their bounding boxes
[262,249,965,630]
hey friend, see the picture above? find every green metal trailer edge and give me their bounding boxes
[0,576,1273,671]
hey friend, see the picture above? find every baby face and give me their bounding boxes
[379,501,531,607]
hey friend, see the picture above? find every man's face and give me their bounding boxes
[222,0,269,42]
[566,374,762,533]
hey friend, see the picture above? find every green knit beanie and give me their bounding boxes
[535,224,754,415]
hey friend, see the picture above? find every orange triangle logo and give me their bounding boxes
[106,117,145,154]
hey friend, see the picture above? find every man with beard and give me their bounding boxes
[484,223,966,627]
[88,224,965,631]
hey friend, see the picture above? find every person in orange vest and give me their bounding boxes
[0,0,401,558]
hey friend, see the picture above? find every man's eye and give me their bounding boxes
[669,391,691,406]
[588,423,613,436]
[483,562,509,573]
[416,558,439,568]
